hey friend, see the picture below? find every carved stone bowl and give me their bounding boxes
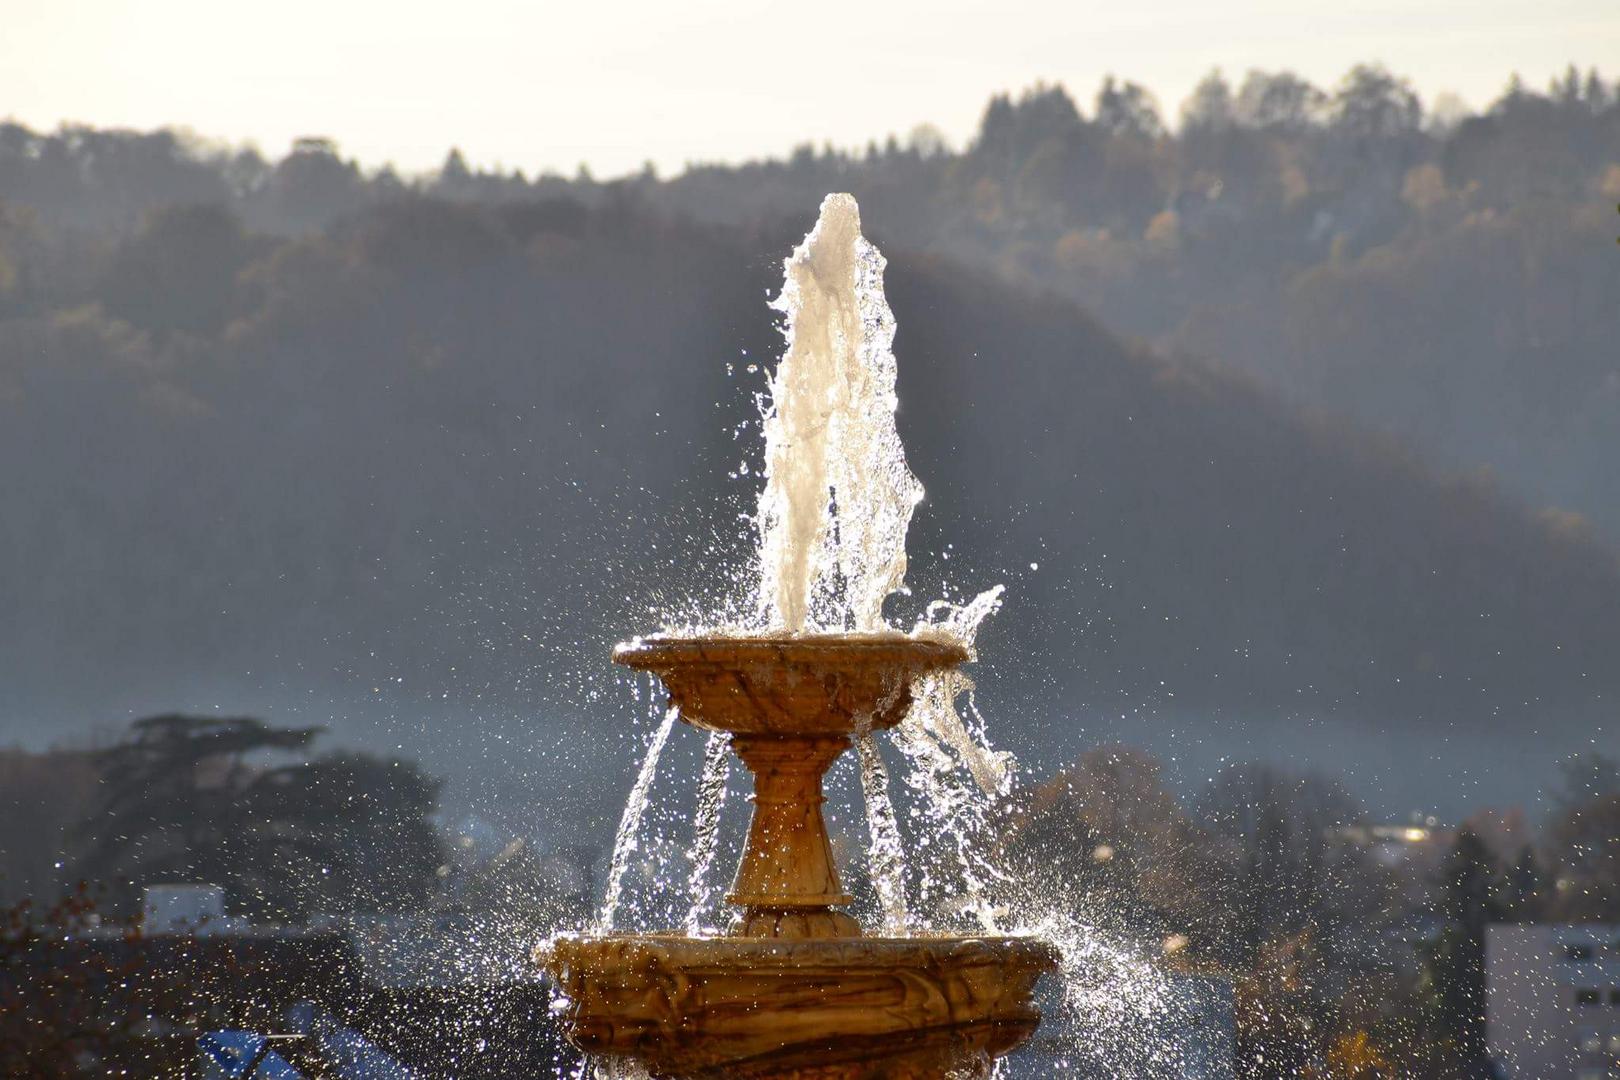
[612,634,968,737]
[542,932,1056,1079]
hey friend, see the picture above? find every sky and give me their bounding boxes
[3,0,1618,179]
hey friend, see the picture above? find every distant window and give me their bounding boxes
[1609,1032,1620,1053]
[1567,944,1596,961]
[1576,988,1602,1006]
[1580,1030,1603,1052]
[1610,989,1620,1006]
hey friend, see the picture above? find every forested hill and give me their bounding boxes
[0,193,1615,816]
[9,63,1615,544]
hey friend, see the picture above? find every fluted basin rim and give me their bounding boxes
[612,632,970,671]
[610,632,970,737]
[543,927,1058,956]
[539,929,1060,986]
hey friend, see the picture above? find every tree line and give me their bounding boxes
[12,62,1614,545]
[1002,746,1620,1078]
[11,714,1614,1077]
[2,185,1618,819]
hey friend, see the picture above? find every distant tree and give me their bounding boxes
[1489,73,1532,117]
[26,126,230,228]
[67,715,444,922]
[240,750,446,919]
[100,202,250,334]
[441,147,471,186]
[1330,65,1423,139]
[1003,745,1232,946]
[1580,68,1612,111]
[1008,748,1162,926]
[1095,76,1165,139]
[254,137,367,232]
[1198,762,1371,961]
[0,748,100,907]
[1499,845,1544,920]
[1234,70,1327,131]
[1548,751,1620,815]
[1546,792,1620,920]
[1552,64,1583,106]
[973,83,1085,168]
[1420,830,1501,1072]
[0,200,45,315]
[1307,1030,1394,1079]
[220,146,271,201]
[1233,931,1324,1079]
[68,715,317,914]
[1182,69,1236,132]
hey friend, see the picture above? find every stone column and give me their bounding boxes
[726,734,862,938]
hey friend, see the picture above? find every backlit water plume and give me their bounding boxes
[756,192,922,633]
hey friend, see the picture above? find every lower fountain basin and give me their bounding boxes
[541,932,1055,1079]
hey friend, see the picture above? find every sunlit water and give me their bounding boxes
[587,194,1202,1076]
[756,192,920,633]
[594,703,678,933]
[854,730,910,933]
[682,731,731,934]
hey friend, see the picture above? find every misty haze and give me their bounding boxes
[3,6,1620,1077]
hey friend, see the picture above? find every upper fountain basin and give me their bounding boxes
[613,633,967,737]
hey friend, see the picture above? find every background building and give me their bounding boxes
[1488,923,1620,1079]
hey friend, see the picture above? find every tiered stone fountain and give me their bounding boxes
[545,635,1053,1078]
[541,195,1056,1078]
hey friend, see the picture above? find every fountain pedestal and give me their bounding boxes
[541,634,1055,1079]
[727,733,860,938]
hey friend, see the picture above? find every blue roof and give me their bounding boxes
[197,1031,302,1079]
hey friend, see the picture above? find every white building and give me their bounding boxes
[142,883,242,934]
[1488,923,1620,1079]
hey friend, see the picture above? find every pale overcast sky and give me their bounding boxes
[3,0,1617,179]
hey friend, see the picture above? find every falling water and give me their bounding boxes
[854,732,910,933]
[682,731,732,933]
[595,704,679,932]
[911,584,1016,796]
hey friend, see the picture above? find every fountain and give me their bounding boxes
[541,195,1056,1078]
